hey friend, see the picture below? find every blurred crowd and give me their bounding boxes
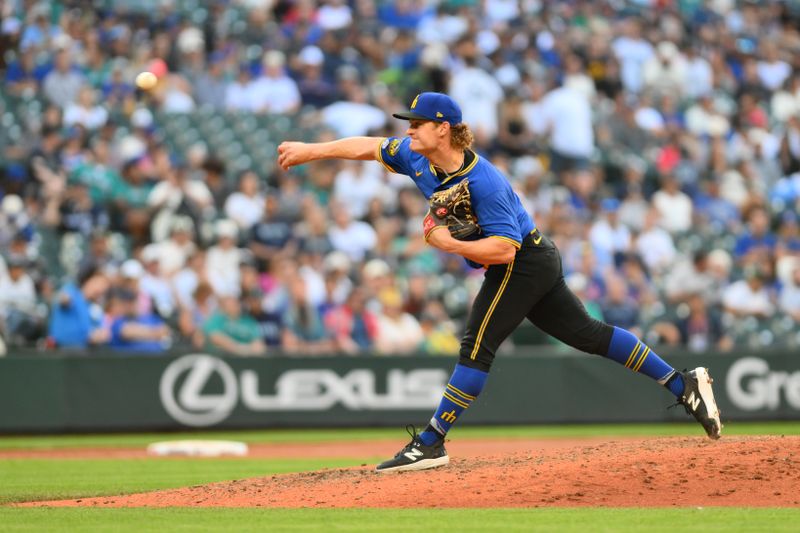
[1,0,800,357]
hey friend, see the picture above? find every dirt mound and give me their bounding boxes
[23,436,800,508]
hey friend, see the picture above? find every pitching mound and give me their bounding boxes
[23,436,800,508]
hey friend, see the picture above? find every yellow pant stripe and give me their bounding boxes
[443,391,470,409]
[470,260,514,360]
[633,347,651,372]
[624,342,641,369]
[447,384,476,401]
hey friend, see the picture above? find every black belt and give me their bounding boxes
[522,228,544,247]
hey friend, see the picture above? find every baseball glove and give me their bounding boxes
[423,178,480,241]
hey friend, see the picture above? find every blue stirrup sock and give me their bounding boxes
[419,364,488,445]
[606,327,684,397]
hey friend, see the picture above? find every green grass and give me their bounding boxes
[0,458,369,505]
[3,423,800,530]
[1,508,798,532]
[2,421,799,450]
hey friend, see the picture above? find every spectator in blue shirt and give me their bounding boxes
[734,206,777,262]
[108,289,171,354]
[48,268,110,349]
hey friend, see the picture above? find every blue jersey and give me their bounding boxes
[376,137,535,250]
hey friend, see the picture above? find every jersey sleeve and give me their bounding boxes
[376,137,413,176]
[473,189,523,249]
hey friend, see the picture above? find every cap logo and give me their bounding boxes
[436,112,443,118]
[410,94,420,109]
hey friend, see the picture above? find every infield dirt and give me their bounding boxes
[19,435,800,508]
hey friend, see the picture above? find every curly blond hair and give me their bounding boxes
[449,123,474,151]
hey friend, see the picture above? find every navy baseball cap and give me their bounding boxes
[393,92,462,126]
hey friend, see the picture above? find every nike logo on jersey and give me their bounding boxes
[403,448,424,461]
[415,170,423,176]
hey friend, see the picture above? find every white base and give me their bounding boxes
[146,440,249,457]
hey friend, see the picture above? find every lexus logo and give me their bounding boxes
[159,354,447,427]
[159,354,238,427]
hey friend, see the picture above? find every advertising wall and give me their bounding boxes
[1,350,798,432]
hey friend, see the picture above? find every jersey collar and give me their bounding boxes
[430,149,479,185]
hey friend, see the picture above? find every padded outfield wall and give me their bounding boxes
[1,349,798,432]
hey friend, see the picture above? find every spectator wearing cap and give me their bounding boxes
[206,219,244,297]
[154,216,197,276]
[19,3,61,52]
[249,194,296,271]
[76,230,119,282]
[0,255,40,345]
[600,274,641,335]
[70,140,121,206]
[224,170,265,232]
[200,158,231,212]
[42,47,86,108]
[138,244,176,320]
[693,176,741,235]
[734,206,778,264]
[250,51,301,115]
[295,45,338,109]
[27,125,66,202]
[374,286,424,355]
[193,52,229,110]
[4,46,50,97]
[100,59,136,110]
[203,294,265,356]
[107,287,171,354]
[225,62,257,112]
[0,195,34,251]
[48,268,110,349]
[54,179,110,237]
[117,258,151,317]
[244,288,284,349]
[147,159,212,243]
[111,156,154,245]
